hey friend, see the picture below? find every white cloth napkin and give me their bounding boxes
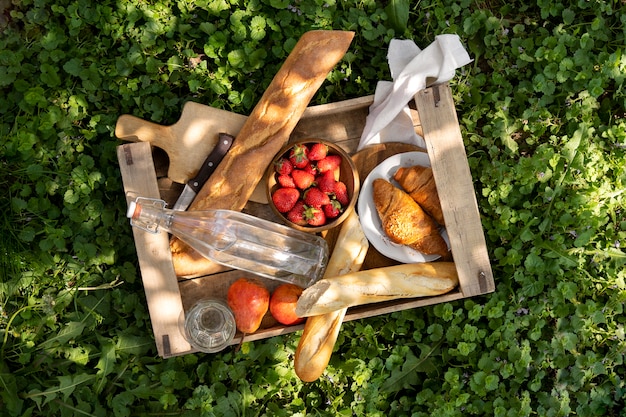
[358,34,473,151]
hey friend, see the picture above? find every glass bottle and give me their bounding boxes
[126,197,328,287]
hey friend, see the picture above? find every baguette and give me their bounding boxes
[170,30,355,277]
[294,211,368,382]
[295,262,459,317]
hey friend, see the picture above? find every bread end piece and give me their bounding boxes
[294,309,346,382]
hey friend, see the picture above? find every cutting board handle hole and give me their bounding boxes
[152,146,170,178]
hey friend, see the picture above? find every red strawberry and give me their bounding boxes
[304,187,331,208]
[308,143,328,161]
[316,170,336,194]
[287,200,307,226]
[323,200,342,219]
[334,181,350,206]
[316,154,342,173]
[291,169,315,190]
[277,174,296,188]
[305,206,326,226]
[272,187,300,213]
[288,144,309,169]
[302,161,317,176]
[274,158,293,176]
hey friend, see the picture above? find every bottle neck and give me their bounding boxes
[128,199,173,234]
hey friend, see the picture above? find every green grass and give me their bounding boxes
[1,0,626,416]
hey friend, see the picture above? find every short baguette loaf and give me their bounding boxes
[294,211,368,382]
[170,30,355,277]
[296,262,459,317]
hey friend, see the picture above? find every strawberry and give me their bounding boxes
[272,187,300,213]
[291,169,315,190]
[305,206,326,226]
[334,181,350,206]
[277,174,296,188]
[288,144,309,169]
[323,200,342,219]
[316,170,336,194]
[274,157,293,176]
[308,143,328,161]
[316,154,342,173]
[302,161,317,176]
[304,187,330,208]
[287,200,307,226]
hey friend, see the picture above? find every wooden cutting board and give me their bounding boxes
[115,101,248,184]
[114,95,375,186]
[351,142,425,180]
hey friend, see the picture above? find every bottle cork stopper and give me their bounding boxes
[126,201,138,219]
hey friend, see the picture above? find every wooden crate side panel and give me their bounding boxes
[235,291,466,344]
[117,142,193,358]
[414,84,495,296]
[292,95,374,150]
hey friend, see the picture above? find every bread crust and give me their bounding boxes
[294,309,347,382]
[373,178,448,258]
[295,262,459,317]
[170,30,355,277]
[394,165,445,225]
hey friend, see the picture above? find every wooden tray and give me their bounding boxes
[117,84,495,358]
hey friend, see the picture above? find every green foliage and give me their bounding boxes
[385,0,410,35]
[1,0,626,416]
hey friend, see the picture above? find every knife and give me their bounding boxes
[172,132,235,211]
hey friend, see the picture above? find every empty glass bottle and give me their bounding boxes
[127,197,328,287]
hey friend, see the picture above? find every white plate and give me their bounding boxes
[357,152,450,263]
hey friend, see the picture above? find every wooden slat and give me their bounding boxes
[414,84,495,296]
[117,142,193,357]
[238,290,467,344]
[291,95,374,143]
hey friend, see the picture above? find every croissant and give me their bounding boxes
[373,179,449,258]
[393,165,445,225]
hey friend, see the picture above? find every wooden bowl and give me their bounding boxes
[266,139,359,233]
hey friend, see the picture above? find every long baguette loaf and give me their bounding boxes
[294,211,369,382]
[170,30,355,277]
[295,262,459,317]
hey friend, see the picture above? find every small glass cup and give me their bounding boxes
[183,300,236,353]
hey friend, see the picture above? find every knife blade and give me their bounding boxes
[172,132,235,211]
